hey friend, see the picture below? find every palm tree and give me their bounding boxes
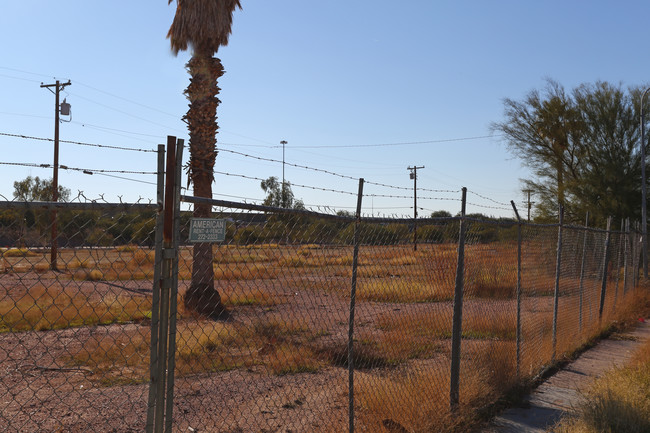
[168,0,241,318]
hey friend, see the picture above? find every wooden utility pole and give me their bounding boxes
[408,165,425,251]
[41,80,71,270]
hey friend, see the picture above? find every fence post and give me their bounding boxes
[152,135,179,433]
[623,218,630,295]
[578,212,589,334]
[450,187,467,412]
[613,219,624,310]
[164,138,184,433]
[348,178,364,433]
[510,201,522,378]
[146,144,166,433]
[599,217,613,320]
[552,205,564,362]
[632,221,642,289]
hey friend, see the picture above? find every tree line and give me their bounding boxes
[493,79,648,227]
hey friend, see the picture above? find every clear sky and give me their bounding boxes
[2,1,649,218]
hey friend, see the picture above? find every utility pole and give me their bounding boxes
[280,140,287,207]
[41,80,71,270]
[408,165,424,251]
[522,189,534,222]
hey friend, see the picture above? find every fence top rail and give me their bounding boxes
[0,200,158,211]
[180,195,355,222]
[180,196,640,234]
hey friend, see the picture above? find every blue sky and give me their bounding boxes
[2,1,649,218]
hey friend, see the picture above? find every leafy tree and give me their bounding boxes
[430,210,452,218]
[493,80,646,225]
[260,176,304,209]
[13,176,70,202]
[168,0,241,318]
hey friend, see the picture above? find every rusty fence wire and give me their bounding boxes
[0,191,645,432]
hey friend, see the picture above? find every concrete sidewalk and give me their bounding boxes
[481,319,650,433]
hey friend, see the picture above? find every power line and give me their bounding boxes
[275,134,504,149]
[0,66,64,80]
[0,111,51,120]
[72,121,163,138]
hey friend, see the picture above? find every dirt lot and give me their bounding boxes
[0,243,618,432]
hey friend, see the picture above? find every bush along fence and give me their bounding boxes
[0,136,645,433]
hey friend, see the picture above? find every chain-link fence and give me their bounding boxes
[0,188,645,432]
[0,198,158,433]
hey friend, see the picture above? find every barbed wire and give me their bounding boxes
[466,201,512,212]
[220,148,360,182]
[0,161,155,175]
[0,132,156,152]
[214,170,357,197]
[220,148,462,194]
[2,133,509,209]
[466,189,510,207]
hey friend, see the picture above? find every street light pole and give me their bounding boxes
[41,80,71,270]
[641,88,649,278]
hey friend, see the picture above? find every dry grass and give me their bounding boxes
[221,286,278,307]
[357,278,452,303]
[4,242,649,431]
[2,247,39,257]
[213,263,278,280]
[552,337,650,433]
[65,315,326,385]
[353,341,518,432]
[65,328,151,386]
[0,285,151,332]
[374,306,516,343]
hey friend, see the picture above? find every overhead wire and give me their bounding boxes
[1,68,515,211]
[2,132,512,211]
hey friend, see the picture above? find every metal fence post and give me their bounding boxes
[146,144,166,433]
[578,212,589,334]
[164,138,184,433]
[599,217,613,320]
[510,201,522,378]
[632,221,642,289]
[623,218,630,294]
[613,219,624,310]
[450,187,467,412]
[348,178,364,433]
[153,136,179,433]
[551,205,564,362]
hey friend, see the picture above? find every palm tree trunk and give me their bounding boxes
[183,50,226,319]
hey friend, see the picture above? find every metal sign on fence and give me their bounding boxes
[188,218,226,242]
